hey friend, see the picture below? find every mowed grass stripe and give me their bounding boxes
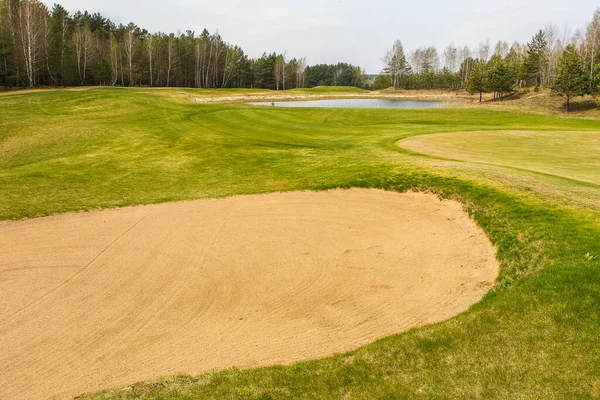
[400,130,600,185]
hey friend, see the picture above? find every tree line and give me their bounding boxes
[2,0,600,106]
[376,8,600,109]
[0,0,365,89]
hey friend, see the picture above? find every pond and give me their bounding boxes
[248,98,462,109]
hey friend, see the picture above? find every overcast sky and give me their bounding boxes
[43,0,598,73]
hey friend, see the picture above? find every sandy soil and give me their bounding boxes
[0,189,498,400]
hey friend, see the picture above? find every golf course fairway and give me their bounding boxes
[0,88,598,399]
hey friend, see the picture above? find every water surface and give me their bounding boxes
[248,98,462,109]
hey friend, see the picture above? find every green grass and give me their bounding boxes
[1,87,599,399]
[400,130,600,185]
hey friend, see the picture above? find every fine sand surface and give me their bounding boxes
[0,189,498,400]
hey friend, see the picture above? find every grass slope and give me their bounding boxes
[1,88,599,399]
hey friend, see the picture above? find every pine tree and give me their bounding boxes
[552,45,589,112]
[466,61,487,102]
[593,63,600,98]
[47,4,71,85]
[486,55,515,99]
[523,30,548,87]
[0,0,15,87]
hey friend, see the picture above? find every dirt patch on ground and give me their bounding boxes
[0,189,498,399]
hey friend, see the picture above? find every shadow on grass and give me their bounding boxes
[566,99,599,113]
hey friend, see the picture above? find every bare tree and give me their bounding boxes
[166,36,176,87]
[334,64,343,86]
[194,35,203,87]
[281,52,287,89]
[458,45,472,83]
[494,40,509,58]
[585,9,600,87]
[542,24,566,85]
[476,39,491,62]
[147,33,154,86]
[423,47,439,72]
[16,0,45,87]
[203,34,212,87]
[211,32,221,88]
[295,56,306,88]
[443,42,459,72]
[408,49,421,74]
[383,40,409,87]
[73,23,95,85]
[124,23,135,86]
[221,45,241,88]
[109,32,119,85]
[274,53,285,90]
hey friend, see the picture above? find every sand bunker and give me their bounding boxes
[0,189,498,399]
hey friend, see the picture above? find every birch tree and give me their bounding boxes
[73,23,95,85]
[295,56,306,88]
[211,32,221,88]
[124,23,135,86]
[443,42,459,72]
[542,24,566,85]
[221,45,243,88]
[383,40,409,87]
[274,53,285,90]
[333,64,343,86]
[584,9,600,89]
[203,31,213,88]
[458,45,472,83]
[166,35,176,86]
[281,52,287,89]
[146,33,154,86]
[493,40,509,58]
[410,47,438,74]
[109,31,119,85]
[194,36,206,87]
[16,0,45,87]
[476,39,491,62]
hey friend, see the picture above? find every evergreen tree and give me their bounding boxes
[372,74,392,90]
[466,61,487,102]
[552,45,589,112]
[252,53,276,89]
[486,55,515,99]
[47,4,71,85]
[523,30,548,87]
[505,46,525,88]
[594,64,600,97]
[0,0,15,87]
